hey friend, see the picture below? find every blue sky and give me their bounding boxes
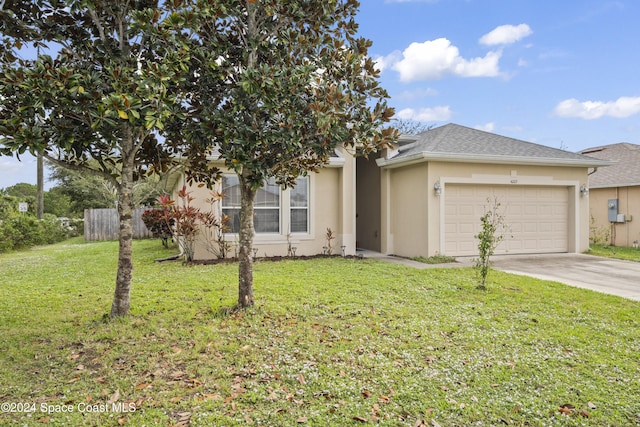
[1,0,639,190]
[358,0,640,149]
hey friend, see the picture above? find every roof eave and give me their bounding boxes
[398,134,419,144]
[376,152,614,169]
[589,182,640,189]
[327,156,346,167]
[204,153,345,168]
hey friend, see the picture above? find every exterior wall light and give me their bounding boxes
[434,181,442,196]
[580,184,589,197]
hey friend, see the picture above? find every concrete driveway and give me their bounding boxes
[491,253,640,301]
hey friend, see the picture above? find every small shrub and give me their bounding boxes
[325,228,336,255]
[474,197,509,290]
[142,208,174,247]
[201,191,231,259]
[0,213,71,253]
[589,214,611,246]
[159,188,201,262]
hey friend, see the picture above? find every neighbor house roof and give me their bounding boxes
[579,143,640,188]
[377,123,611,169]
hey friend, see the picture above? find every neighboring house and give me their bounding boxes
[173,123,610,260]
[579,143,640,247]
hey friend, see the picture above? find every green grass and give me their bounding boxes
[1,239,639,426]
[587,244,640,262]
[411,254,457,264]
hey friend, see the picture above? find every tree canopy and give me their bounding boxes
[0,0,196,317]
[182,0,397,307]
[48,162,164,216]
[1,0,397,314]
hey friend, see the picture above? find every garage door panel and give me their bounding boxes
[538,222,553,233]
[444,184,569,256]
[458,223,475,234]
[507,205,523,216]
[553,205,567,216]
[507,240,523,251]
[458,205,475,216]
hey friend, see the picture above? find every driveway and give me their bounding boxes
[491,253,640,301]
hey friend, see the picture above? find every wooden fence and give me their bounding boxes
[84,208,153,241]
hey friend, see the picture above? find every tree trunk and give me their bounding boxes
[110,127,135,318]
[237,172,256,308]
[36,152,44,219]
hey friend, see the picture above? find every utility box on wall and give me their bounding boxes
[608,199,619,222]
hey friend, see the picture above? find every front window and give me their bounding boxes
[290,176,309,233]
[221,175,242,233]
[221,175,308,235]
[254,178,280,233]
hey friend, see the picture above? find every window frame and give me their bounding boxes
[289,176,309,234]
[220,174,311,237]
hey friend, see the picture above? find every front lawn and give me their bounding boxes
[587,244,640,262]
[1,239,638,426]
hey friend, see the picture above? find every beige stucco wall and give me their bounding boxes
[381,161,591,258]
[174,151,356,260]
[381,162,429,257]
[589,186,640,247]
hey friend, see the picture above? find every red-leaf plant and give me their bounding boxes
[202,191,232,259]
[159,186,202,262]
[157,187,232,261]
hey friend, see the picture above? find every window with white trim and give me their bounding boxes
[290,176,309,233]
[221,175,309,234]
[254,178,280,233]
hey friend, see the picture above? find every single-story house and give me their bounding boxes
[578,143,640,247]
[171,146,357,260]
[173,123,610,260]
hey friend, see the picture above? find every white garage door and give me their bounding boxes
[444,184,569,256]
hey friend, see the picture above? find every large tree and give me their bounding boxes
[48,162,164,216]
[0,1,196,317]
[185,0,397,307]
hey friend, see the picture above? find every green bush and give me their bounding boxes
[0,194,18,220]
[0,213,72,253]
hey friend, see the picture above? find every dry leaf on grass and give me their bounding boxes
[559,403,575,415]
[107,389,120,405]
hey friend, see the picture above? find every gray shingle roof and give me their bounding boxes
[387,123,607,167]
[579,143,640,187]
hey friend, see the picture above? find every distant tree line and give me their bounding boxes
[0,162,164,253]
[0,181,75,252]
[1,162,163,219]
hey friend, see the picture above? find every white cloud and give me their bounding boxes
[479,24,533,46]
[392,38,502,81]
[475,122,495,132]
[553,96,640,119]
[373,51,402,73]
[395,106,452,122]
